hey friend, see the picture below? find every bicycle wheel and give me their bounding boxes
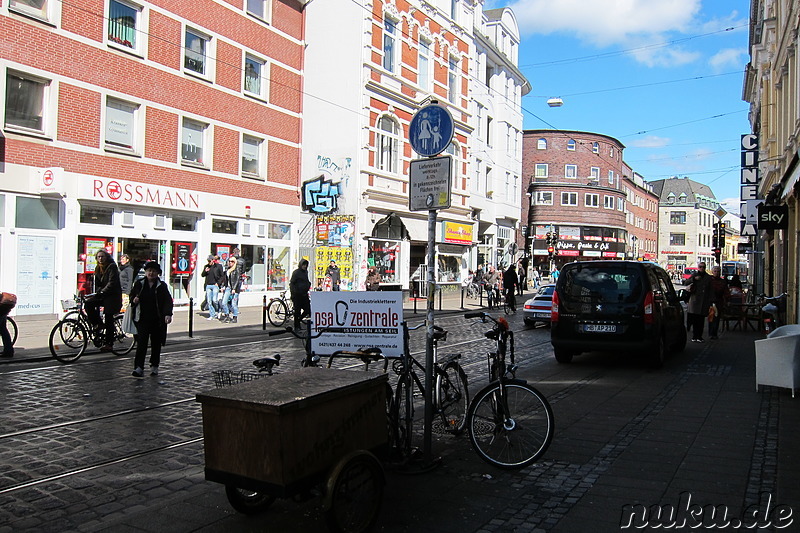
[393,372,415,457]
[8,317,18,345]
[324,451,384,533]
[111,314,137,355]
[435,361,469,435]
[467,381,554,469]
[49,319,88,363]
[267,299,289,327]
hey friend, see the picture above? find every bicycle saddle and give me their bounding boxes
[253,354,281,373]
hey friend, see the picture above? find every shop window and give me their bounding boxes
[16,197,59,229]
[213,218,238,234]
[172,214,196,231]
[268,223,290,239]
[368,240,400,284]
[437,254,461,282]
[238,244,265,291]
[80,204,113,225]
[266,246,289,290]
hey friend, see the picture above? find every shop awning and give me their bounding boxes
[400,216,432,242]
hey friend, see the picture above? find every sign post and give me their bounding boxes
[409,102,454,467]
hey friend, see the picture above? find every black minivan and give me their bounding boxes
[551,261,686,367]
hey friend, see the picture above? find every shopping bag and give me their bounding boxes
[0,292,17,316]
[122,305,137,334]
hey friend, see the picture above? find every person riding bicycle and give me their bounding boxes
[502,263,518,312]
[86,250,123,352]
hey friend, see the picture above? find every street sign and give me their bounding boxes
[409,156,452,211]
[409,103,454,157]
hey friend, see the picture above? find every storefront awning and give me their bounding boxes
[401,216,432,242]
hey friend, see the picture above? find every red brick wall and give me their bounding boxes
[145,108,179,162]
[58,85,101,147]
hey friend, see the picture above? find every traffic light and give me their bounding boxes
[712,227,719,248]
[713,247,721,262]
[718,222,726,248]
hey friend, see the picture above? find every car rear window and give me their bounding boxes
[560,265,643,304]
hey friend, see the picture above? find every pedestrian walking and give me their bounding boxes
[517,257,529,295]
[531,268,541,289]
[0,291,17,358]
[325,260,341,291]
[366,266,380,291]
[129,262,173,378]
[118,254,133,310]
[503,263,518,312]
[708,265,730,340]
[686,262,712,342]
[484,265,500,308]
[290,259,312,328]
[200,255,224,320]
[85,250,123,351]
[221,257,242,323]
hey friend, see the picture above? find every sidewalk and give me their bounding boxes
[1,289,498,364]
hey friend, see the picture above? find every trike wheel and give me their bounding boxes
[49,319,88,363]
[224,485,276,515]
[324,451,384,533]
[267,299,289,327]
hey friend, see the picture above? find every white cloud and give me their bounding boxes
[509,0,701,45]
[709,48,747,71]
[631,135,671,148]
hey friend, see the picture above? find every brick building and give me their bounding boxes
[1,0,304,315]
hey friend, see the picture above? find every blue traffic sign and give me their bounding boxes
[409,103,454,157]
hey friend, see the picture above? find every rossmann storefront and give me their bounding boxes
[2,169,300,316]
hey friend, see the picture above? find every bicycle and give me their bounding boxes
[48,294,136,363]
[266,290,295,327]
[502,289,517,315]
[387,322,470,463]
[3,316,18,346]
[464,311,554,469]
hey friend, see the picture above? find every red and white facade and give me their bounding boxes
[0,0,305,314]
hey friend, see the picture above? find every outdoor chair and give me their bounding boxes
[754,324,800,398]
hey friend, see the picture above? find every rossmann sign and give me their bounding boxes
[81,177,202,210]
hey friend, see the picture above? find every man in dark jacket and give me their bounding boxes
[86,249,122,351]
[503,263,519,312]
[325,260,341,291]
[119,254,133,310]
[686,262,713,342]
[290,259,311,328]
[129,262,173,377]
[200,255,224,320]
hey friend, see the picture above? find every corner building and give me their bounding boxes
[0,0,304,315]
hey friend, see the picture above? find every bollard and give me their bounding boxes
[479,285,483,307]
[414,294,417,314]
[262,295,267,330]
[461,286,465,308]
[438,287,442,311]
[188,297,194,338]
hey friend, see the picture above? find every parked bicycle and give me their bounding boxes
[48,295,136,363]
[760,293,788,332]
[266,290,295,327]
[464,311,554,469]
[387,322,469,464]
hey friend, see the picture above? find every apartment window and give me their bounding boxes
[585,193,599,208]
[383,19,397,72]
[242,134,264,179]
[448,56,458,103]
[376,116,399,173]
[244,55,267,98]
[678,193,687,203]
[617,197,625,211]
[667,193,675,204]
[184,29,209,76]
[604,195,614,209]
[565,164,577,178]
[535,191,553,205]
[105,97,138,152]
[670,233,685,246]
[10,0,49,20]
[561,192,577,206]
[534,164,548,178]
[246,0,268,20]
[670,211,686,224]
[486,116,493,146]
[537,138,547,150]
[418,39,431,91]
[590,167,600,180]
[108,0,140,51]
[485,64,494,88]
[567,139,576,151]
[450,0,458,20]
[608,170,614,184]
[181,118,207,166]
[592,142,599,153]
[4,70,48,133]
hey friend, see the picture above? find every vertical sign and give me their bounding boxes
[17,235,56,315]
[174,242,192,274]
[740,134,760,237]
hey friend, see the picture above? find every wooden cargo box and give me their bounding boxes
[196,368,388,495]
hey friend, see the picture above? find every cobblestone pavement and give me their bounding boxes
[1,293,798,532]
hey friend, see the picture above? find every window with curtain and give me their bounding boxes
[105,97,138,151]
[244,55,266,97]
[10,0,48,20]
[108,0,139,50]
[242,135,263,178]
[4,71,47,132]
[181,118,207,166]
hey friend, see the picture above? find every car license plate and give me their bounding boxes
[533,311,550,317]
[584,324,616,333]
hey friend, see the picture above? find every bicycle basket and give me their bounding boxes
[61,298,78,311]
[212,370,267,388]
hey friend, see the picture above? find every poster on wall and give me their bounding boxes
[316,215,355,247]
[174,242,193,274]
[310,291,404,357]
[315,246,354,289]
[17,235,56,315]
[216,245,231,264]
[84,238,108,273]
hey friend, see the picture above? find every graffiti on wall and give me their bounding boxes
[302,175,341,214]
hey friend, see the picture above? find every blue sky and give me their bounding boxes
[499,0,750,214]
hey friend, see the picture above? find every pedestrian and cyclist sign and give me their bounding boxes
[409,103,454,157]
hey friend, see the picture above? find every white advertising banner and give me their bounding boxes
[17,235,56,315]
[310,291,404,357]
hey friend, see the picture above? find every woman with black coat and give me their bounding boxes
[129,262,173,377]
